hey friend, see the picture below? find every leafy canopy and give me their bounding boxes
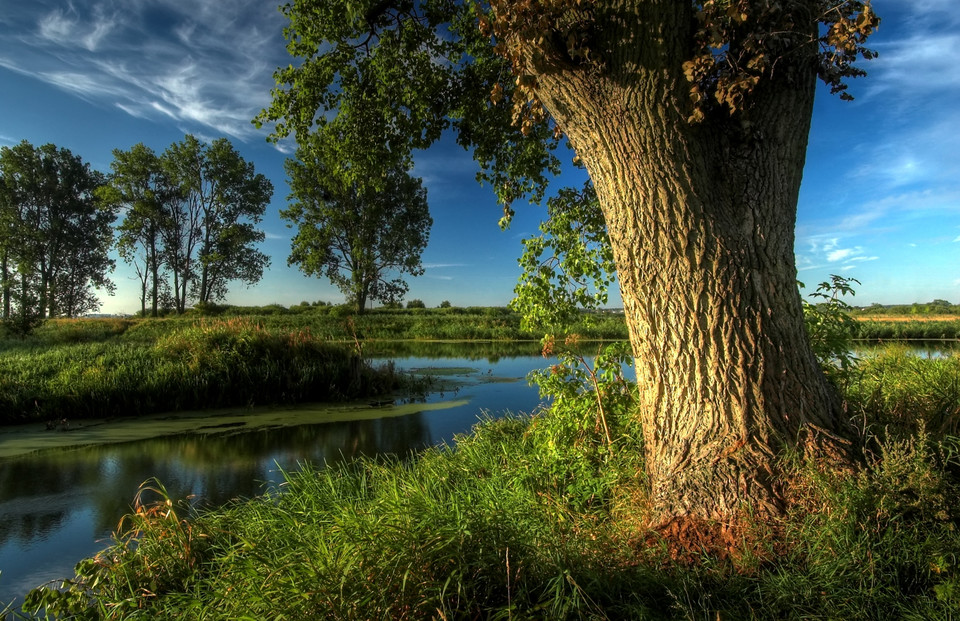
[257,0,878,211]
[283,143,432,313]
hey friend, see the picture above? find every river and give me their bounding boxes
[1,340,954,611]
[0,342,553,610]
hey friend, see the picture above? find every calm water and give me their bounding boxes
[1,340,953,609]
[0,343,550,610]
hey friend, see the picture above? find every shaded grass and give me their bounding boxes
[19,345,960,619]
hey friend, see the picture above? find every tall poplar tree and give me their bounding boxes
[107,143,177,317]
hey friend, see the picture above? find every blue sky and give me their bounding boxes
[0,0,956,314]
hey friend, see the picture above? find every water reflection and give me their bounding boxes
[0,351,547,608]
[0,414,430,548]
[365,339,542,361]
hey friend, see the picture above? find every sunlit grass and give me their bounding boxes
[0,317,407,424]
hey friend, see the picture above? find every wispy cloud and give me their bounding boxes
[0,0,288,143]
[37,8,74,43]
[827,247,856,262]
[799,236,879,273]
[423,263,468,269]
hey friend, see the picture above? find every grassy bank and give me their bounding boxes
[0,318,408,425]
[854,317,960,341]
[16,345,960,620]
[0,309,626,425]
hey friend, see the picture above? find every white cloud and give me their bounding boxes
[38,9,75,43]
[827,248,855,262]
[2,0,289,142]
[82,15,115,52]
[954,235,960,242]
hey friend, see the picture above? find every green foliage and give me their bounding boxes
[0,140,116,321]
[512,182,616,333]
[802,275,860,381]
[106,142,177,318]
[530,336,634,451]
[406,298,426,309]
[846,345,960,439]
[106,136,272,315]
[284,152,431,314]
[254,0,561,218]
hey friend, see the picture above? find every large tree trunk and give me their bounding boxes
[530,1,855,524]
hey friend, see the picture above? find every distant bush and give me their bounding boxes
[406,299,426,309]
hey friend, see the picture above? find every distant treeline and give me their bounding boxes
[852,299,960,316]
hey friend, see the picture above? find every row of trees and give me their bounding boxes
[105,135,272,316]
[0,142,115,329]
[0,135,272,327]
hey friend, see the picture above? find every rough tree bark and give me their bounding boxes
[529,1,855,524]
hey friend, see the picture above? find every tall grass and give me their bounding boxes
[855,319,960,341]
[19,344,960,620]
[0,310,628,424]
[0,318,407,424]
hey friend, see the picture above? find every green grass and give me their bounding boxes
[0,310,627,425]
[17,345,960,620]
[0,317,410,424]
[855,319,960,341]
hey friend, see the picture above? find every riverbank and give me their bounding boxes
[16,344,960,619]
[0,317,412,425]
[0,309,625,425]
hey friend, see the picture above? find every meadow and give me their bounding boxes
[3,305,960,619]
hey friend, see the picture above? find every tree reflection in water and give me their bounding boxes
[0,347,550,608]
